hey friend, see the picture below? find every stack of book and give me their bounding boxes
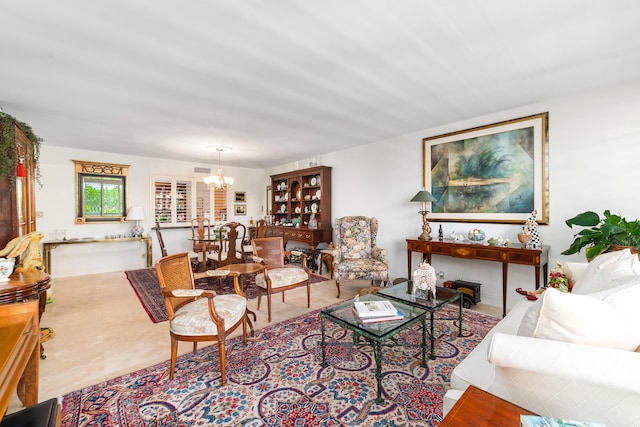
[353,299,404,323]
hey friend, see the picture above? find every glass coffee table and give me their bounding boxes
[377,282,463,360]
[320,294,427,404]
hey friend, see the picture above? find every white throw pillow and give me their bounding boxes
[600,282,640,325]
[517,288,640,351]
[571,249,640,295]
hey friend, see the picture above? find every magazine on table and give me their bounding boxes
[353,299,399,318]
[359,311,404,323]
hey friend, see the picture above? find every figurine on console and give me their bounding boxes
[412,260,437,300]
[524,210,541,249]
[0,231,45,273]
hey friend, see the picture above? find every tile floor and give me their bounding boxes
[8,271,502,414]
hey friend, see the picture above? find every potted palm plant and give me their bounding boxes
[561,210,640,261]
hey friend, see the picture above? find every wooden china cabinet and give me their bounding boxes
[0,121,37,249]
[266,166,332,248]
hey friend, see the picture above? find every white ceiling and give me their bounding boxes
[1,1,639,168]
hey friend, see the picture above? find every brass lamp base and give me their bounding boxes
[418,231,432,241]
[418,211,432,240]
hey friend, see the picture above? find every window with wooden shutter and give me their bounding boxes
[152,176,227,226]
[214,187,227,221]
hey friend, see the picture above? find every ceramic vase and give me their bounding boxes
[0,257,15,282]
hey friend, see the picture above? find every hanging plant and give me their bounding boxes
[0,112,43,187]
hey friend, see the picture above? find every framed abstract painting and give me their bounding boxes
[422,112,549,224]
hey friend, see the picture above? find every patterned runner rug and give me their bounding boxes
[125,267,328,323]
[61,304,499,426]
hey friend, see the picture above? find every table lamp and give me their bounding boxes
[410,190,438,240]
[126,206,145,237]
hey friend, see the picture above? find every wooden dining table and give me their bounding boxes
[189,237,224,272]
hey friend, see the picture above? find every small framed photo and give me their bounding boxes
[234,204,246,215]
[234,192,246,203]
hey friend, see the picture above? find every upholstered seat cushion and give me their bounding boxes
[255,267,308,289]
[170,294,246,336]
[334,258,388,281]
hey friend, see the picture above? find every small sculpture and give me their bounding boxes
[308,213,317,229]
[524,210,541,249]
[0,231,45,272]
[412,261,437,300]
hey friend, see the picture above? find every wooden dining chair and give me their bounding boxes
[251,237,311,322]
[155,252,247,384]
[191,218,219,270]
[156,221,199,268]
[255,219,267,238]
[208,222,247,268]
[155,221,168,257]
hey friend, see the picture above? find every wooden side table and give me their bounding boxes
[0,271,51,359]
[318,249,334,278]
[440,385,536,426]
[215,263,264,336]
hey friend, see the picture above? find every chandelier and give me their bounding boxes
[202,147,235,189]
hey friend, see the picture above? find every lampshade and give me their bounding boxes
[411,189,437,240]
[410,190,438,203]
[126,206,145,221]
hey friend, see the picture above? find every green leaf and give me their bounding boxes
[585,243,610,261]
[565,211,600,228]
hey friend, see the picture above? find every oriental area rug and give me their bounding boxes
[125,268,328,323]
[60,305,499,426]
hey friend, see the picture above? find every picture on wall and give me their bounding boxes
[234,204,246,215]
[423,112,549,224]
[234,192,246,203]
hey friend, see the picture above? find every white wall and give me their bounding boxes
[271,78,640,309]
[37,78,640,310]
[36,147,269,277]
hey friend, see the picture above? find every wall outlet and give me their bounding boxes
[438,270,445,279]
[36,211,44,218]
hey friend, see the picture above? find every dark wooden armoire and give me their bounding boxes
[0,121,37,249]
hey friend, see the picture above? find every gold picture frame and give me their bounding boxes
[422,112,549,224]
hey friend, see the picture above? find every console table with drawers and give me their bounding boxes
[407,239,549,317]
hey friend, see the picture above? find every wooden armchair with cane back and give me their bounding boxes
[251,237,311,322]
[155,252,247,384]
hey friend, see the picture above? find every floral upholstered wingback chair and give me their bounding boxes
[332,216,388,298]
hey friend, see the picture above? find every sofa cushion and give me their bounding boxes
[597,279,640,326]
[449,297,533,392]
[517,287,640,351]
[571,248,640,295]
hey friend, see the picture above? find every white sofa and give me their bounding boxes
[443,250,640,427]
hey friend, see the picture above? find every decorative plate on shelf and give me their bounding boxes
[310,177,317,186]
[311,203,318,213]
[280,205,286,213]
[316,189,321,199]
